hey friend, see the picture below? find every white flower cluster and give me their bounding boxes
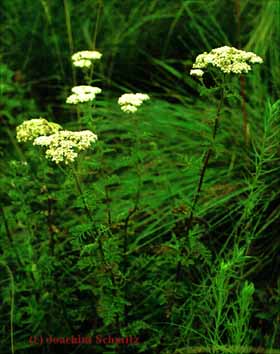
[71,50,102,68]
[191,46,263,75]
[66,85,102,104]
[16,118,62,142]
[118,93,150,113]
[190,69,204,77]
[33,130,98,164]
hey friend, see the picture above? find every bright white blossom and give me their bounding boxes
[16,118,62,142]
[72,59,92,68]
[33,130,98,165]
[71,50,102,68]
[190,69,204,77]
[118,93,150,114]
[66,85,102,104]
[191,46,263,75]
[121,105,138,113]
[71,85,102,95]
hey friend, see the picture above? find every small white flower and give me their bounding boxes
[118,94,142,107]
[118,93,150,113]
[16,118,62,142]
[192,46,263,75]
[72,59,92,68]
[72,50,102,61]
[121,105,138,113]
[33,130,98,165]
[66,94,80,104]
[71,50,102,68]
[190,69,204,77]
[33,135,53,146]
[66,85,102,104]
[71,86,102,95]
[135,93,150,101]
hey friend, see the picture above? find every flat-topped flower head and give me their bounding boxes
[66,85,102,104]
[16,118,62,142]
[191,46,263,76]
[33,129,98,165]
[118,93,150,113]
[71,50,102,68]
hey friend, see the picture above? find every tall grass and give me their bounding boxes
[1,0,280,353]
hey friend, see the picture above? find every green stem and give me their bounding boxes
[71,167,115,282]
[176,80,225,281]
[91,0,102,50]
[123,114,142,260]
[72,167,93,222]
[188,84,224,226]
[47,196,55,256]
[63,0,76,85]
[122,114,142,327]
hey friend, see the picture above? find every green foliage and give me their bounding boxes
[1,1,280,354]
[0,63,38,162]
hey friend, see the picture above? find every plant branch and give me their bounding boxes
[176,81,225,281]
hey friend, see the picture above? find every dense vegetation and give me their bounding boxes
[1,0,280,353]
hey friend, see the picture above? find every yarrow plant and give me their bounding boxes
[14,48,152,342]
[117,92,150,294]
[33,130,98,164]
[66,85,102,104]
[71,50,102,68]
[175,46,264,281]
[67,52,103,129]
[187,46,263,221]
[16,118,62,142]
[190,46,263,76]
[13,48,136,345]
[118,93,150,113]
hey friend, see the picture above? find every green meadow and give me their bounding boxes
[0,0,280,353]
